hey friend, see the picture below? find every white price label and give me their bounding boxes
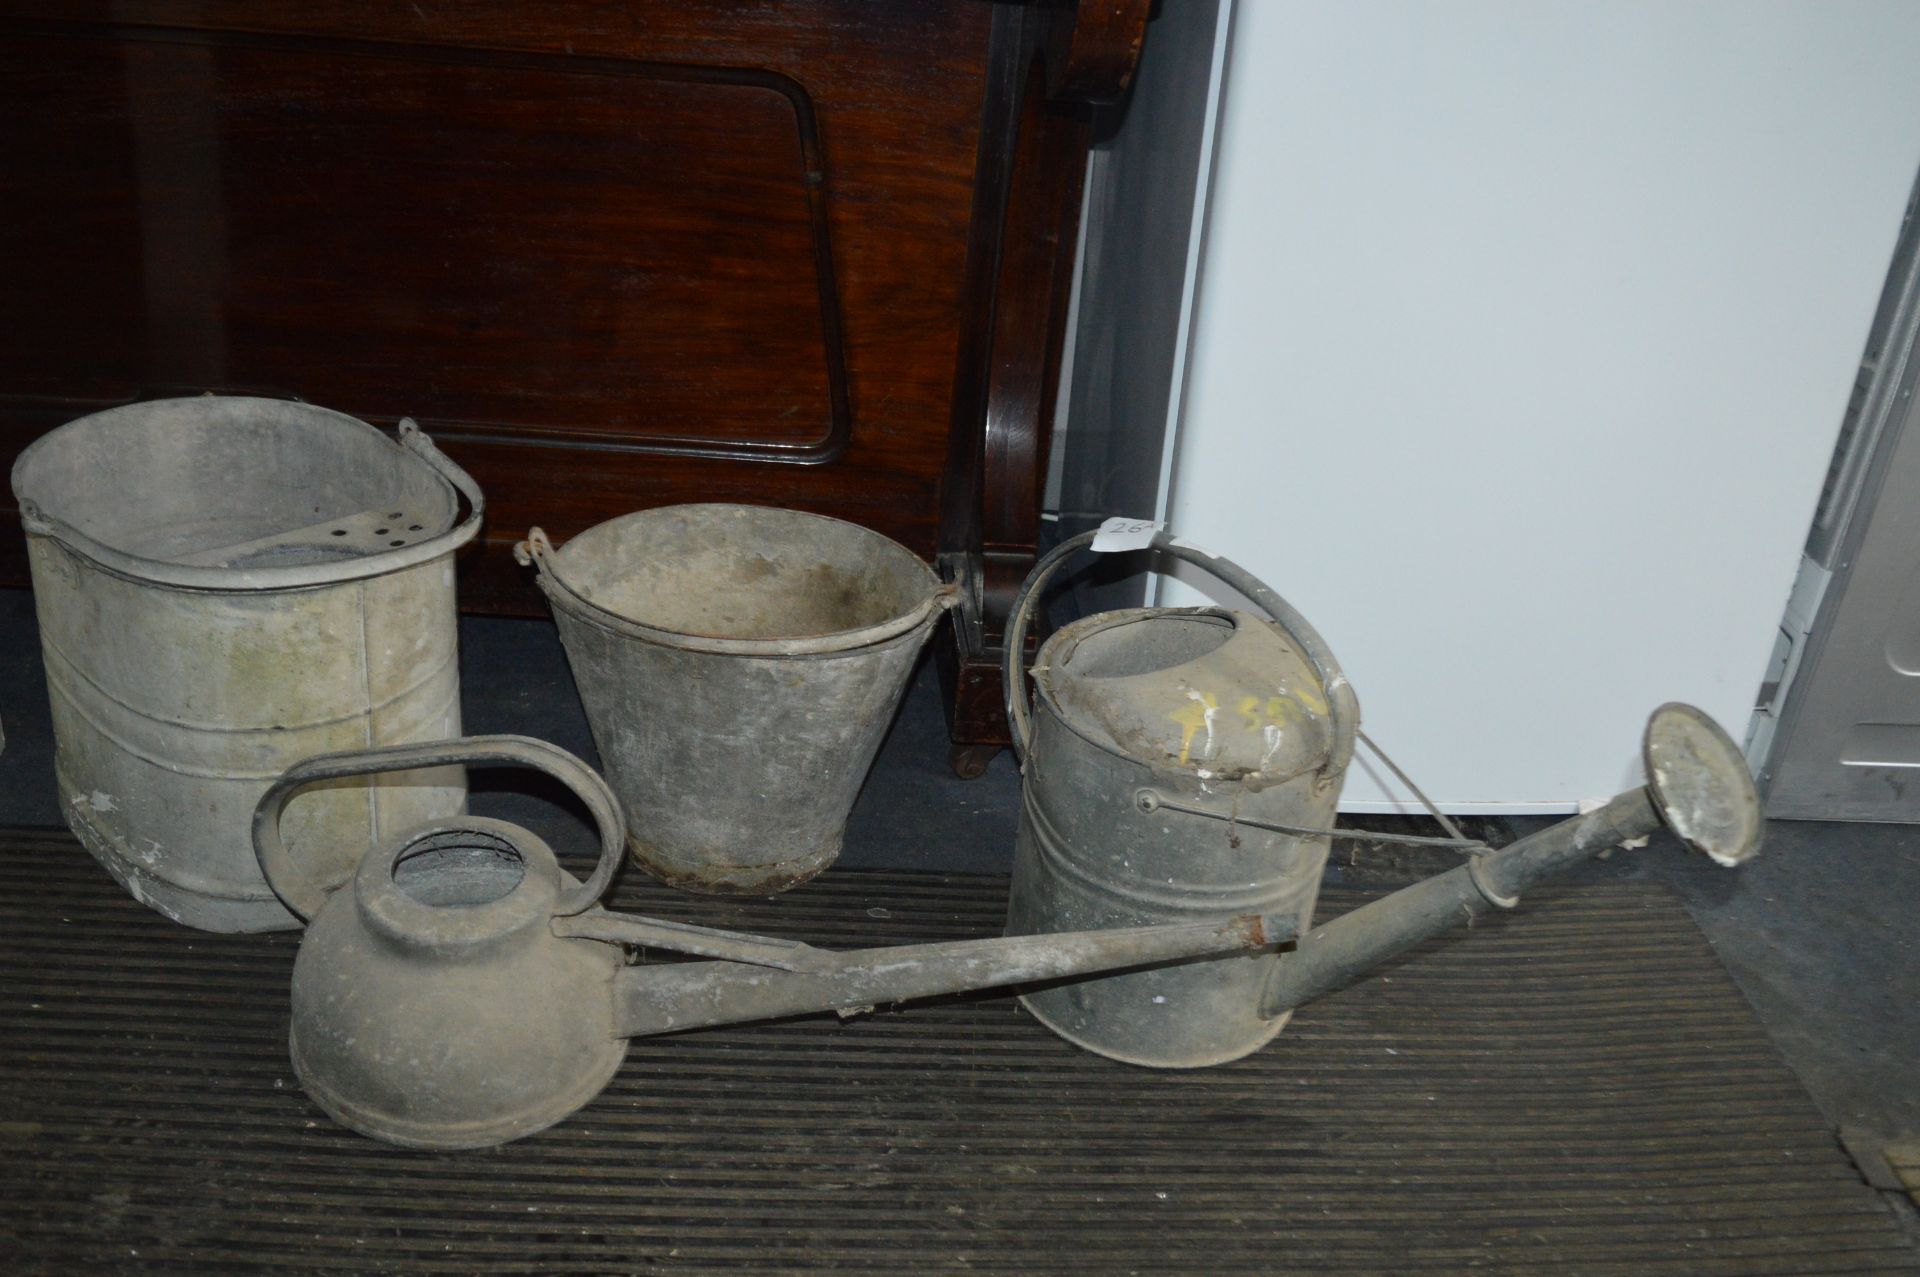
[1090,517,1164,553]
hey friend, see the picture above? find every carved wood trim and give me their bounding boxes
[1046,0,1155,105]
[938,0,1148,752]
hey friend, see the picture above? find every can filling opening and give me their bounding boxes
[1065,613,1238,680]
[392,830,527,909]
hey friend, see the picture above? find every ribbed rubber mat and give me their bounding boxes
[0,827,1911,1275]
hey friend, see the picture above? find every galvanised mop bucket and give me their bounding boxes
[519,505,953,895]
[11,396,482,932]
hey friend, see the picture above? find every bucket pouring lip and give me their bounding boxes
[517,511,956,658]
[12,400,483,592]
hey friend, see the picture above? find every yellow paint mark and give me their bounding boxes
[1178,684,1333,766]
[1171,692,1218,765]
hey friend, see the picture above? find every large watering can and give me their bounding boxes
[1001,529,1762,1066]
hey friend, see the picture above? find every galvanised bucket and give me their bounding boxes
[1003,531,1360,1068]
[520,505,953,895]
[11,397,482,932]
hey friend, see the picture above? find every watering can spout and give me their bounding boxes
[610,913,1298,1039]
[607,703,1761,1041]
[1257,703,1763,1019]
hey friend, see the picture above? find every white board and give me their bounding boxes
[1158,0,1920,811]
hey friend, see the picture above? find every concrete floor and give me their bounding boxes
[1,590,1914,1238]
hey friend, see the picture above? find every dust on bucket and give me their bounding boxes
[11,396,482,932]
[519,504,954,895]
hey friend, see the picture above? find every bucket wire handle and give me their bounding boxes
[252,735,626,923]
[513,526,561,577]
[1002,530,1360,780]
[396,417,486,532]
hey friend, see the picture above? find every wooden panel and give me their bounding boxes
[0,3,993,610]
[0,29,844,457]
[0,1,1151,750]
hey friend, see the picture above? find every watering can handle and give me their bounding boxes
[251,735,627,923]
[1002,530,1359,776]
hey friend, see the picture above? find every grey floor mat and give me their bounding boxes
[0,828,1912,1274]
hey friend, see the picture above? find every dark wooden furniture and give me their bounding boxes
[0,1,1147,764]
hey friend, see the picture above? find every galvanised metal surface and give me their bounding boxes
[1002,533,1763,1070]
[254,737,631,1150]
[1258,705,1763,1020]
[1002,531,1361,1068]
[1005,680,1334,1066]
[10,398,481,932]
[253,736,1304,1150]
[521,505,953,895]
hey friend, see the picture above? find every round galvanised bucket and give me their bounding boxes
[522,504,951,895]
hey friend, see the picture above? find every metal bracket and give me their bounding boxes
[1468,857,1521,910]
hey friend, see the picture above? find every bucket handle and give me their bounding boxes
[252,736,626,924]
[1002,530,1359,780]
[15,416,484,592]
[396,416,486,532]
[515,525,958,657]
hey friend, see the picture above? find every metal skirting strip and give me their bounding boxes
[0,827,1912,1274]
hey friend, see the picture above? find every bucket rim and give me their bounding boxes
[11,398,484,592]
[519,506,955,656]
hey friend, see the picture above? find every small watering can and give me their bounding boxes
[1001,529,1763,1067]
[252,737,1311,1149]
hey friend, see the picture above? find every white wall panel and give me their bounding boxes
[1159,0,1920,810]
